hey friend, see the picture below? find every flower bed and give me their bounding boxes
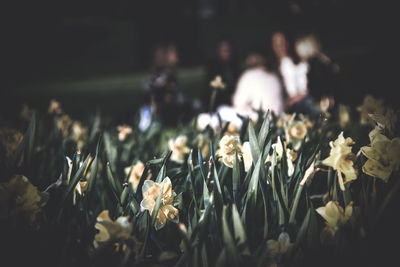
[1,96,399,267]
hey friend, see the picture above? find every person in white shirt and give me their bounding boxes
[271,31,320,118]
[232,51,284,121]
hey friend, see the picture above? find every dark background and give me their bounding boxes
[1,0,396,119]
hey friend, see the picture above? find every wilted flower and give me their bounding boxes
[361,133,400,182]
[339,104,351,129]
[316,201,353,237]
[210,75,226,90]
[217,135,243,168]
[124,161,152,191]
[0,127,24,165]
[265,232,293,267]
[369,108,398,139]
[57,114,73,137]
[93,210,134,250]
[140,177,179,230]
[357,95,384,125]
[322,132,357,191]
[71,121,88,149]
[48,99,63,115]
[0,175,42,228]
[168,135,190,164]
[117,124,133,141]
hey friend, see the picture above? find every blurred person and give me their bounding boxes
[271,31,320,119]
[142,44,186,128]
[297,34,339,111]
[232,50,284,121]
[204,39,240,111]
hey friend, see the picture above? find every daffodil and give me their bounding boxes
[284,117,308,150]
[117,124,133,141]
[217,135,243,168]
[0,175,42,228]
[322,132,357,191]
[93,210,134,250]
[168,135,190,164]
[210,75,226,90]
[266,137,297,176]
[361,133,400,182]
[124,161,151,192]
[316,201,353,237]
[140,177,179,230]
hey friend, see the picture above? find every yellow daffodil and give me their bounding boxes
[168,135,190,164]
[357,95,384,125]
[266,137,297,176]
[217,135,243,168]
[210,75,226,90]
[284,118,308,151]
[322,132,357,191]
[316,201,353,237]
[140,177,179,230]
[361,133,400,182]
[117,124,133,141]
[124,161,152,192]
[0,175,42,228]
[93,210,134,249]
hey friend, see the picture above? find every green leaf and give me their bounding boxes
[289,185,304,224]
[222,205,241,265]
[248,121,261,162]
[232,152,241,207]
[106,162,122,195]
[61,154,91,204]
[155,150,172,183]
[232,204,250,255]
[246,154,262,205]
[258,173,269,240]
[257,110,270,150]
[87,137,101,193]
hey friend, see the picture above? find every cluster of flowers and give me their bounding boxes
[0,93,399,266]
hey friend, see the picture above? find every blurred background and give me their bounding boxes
[1,0,395,121]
